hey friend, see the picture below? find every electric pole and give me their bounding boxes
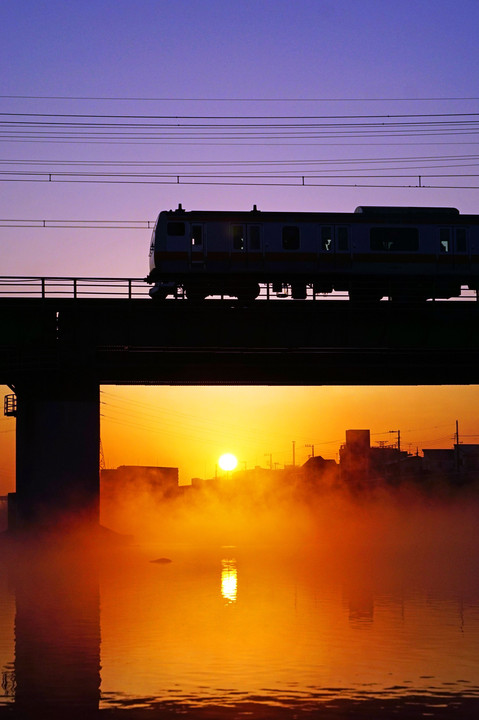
[389,429,400,453]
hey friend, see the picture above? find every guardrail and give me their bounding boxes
[0,276,150,299]
[0,277,477,301]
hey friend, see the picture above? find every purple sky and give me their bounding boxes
[1,0,478,278]
[2,1,479,490]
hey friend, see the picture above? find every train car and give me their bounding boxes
[146,204,479,302]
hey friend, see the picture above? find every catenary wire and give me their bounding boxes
[2,94,479,101]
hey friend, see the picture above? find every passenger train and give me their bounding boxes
[146,204,479,302]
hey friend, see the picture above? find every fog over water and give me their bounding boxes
[1,476,479,718]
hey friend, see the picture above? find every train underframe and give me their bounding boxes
[147,273,467,303]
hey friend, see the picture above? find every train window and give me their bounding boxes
[370,227,419,251]
[321,226,332,251]
[167,222,185,236]
[456,228,467,252]
[282,226,300,250]
[440,228,450,253]
[191,225,203,246]
[232,225,244,250]
[337,226,349,251]
[249,225,261,250]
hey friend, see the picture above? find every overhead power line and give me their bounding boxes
[2,111,479,119]
[1,111,478,148]
[1,171,478,189]
[1,95,479,102]
[2,153,479,166]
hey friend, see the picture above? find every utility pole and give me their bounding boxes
[265,453,273,470]
[389,429,400,453]
[389,429,401,479]
[292,440,296,467]
[305,443,315,458]
[100,439,106,471]
[455,419,460,477]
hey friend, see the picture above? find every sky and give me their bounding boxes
[1,0,479,491]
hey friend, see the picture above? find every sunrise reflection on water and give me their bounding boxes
[221,557,237,604]
[97,538,479,715]
[1,491,479,718]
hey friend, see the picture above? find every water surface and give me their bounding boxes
[1,490,479,718]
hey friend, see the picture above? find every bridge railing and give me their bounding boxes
[0,277,477,301]
[0,276,150,299]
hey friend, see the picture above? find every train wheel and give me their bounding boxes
[149,285,168,301]
[291,283,307,300]
[390,292,426,303]
[389,283,428,303]
[349,288,382,303]
[236,283,260,304]
[185,284,207,302]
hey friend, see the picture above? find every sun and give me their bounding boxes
[218,453,238,472]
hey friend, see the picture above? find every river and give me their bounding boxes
[0,484,479,718]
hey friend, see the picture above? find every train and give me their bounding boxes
[146,204,479,302]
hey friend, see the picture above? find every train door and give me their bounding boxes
[437,226,456,282]
[438,225,469,289]
[189,223,205,269]
[454,227,470,291]
[335,225,352,274]
[318,224,351,275]
[247,224,263,271]
[231,224,247,271]
[230,224,263,269]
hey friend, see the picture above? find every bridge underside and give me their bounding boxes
[2,298,479,531]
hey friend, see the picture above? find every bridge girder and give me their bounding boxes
[1,298,479,386]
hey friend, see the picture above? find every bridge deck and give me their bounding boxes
[1,298,479,385]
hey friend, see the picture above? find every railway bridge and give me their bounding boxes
[2,277,479,531]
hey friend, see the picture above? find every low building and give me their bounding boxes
[340,429,413,486]
[101,465,179,500]
[422,444,479,484]
[422,448,456,479]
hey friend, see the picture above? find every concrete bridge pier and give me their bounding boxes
[12,378,100,532]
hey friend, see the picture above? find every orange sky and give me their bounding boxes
[99,385,479,484]
[2,383,477,493]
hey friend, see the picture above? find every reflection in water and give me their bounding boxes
[346,589,374,624]
[5,538,100,717]
[221,558,237,604]
[1,491,479,718]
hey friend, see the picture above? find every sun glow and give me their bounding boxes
[221,558,238,604]
[218,453,238,472]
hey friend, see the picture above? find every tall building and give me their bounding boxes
[340,430,371,484]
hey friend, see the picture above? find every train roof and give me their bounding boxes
[159,204,476,223]
[354,206,460,216]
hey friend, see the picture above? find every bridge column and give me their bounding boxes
[13,379,100,532]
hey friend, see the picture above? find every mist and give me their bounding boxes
[100,465,479,583]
